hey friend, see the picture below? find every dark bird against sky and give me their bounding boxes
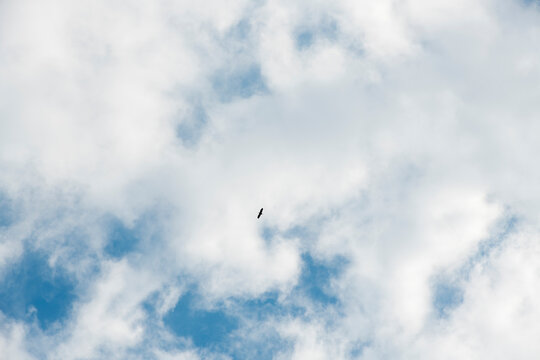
[258,208,263,219]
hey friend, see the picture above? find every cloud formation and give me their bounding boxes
[1,0,540,358]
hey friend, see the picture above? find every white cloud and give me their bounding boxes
[53,260,161,359]
[2,0,540,358]
[0,316,35,360]
[153,348,200,360]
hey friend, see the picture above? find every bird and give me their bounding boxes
[257,208,263,219]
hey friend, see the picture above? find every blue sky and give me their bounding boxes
[2,0,540,359]
[0,250,76,330]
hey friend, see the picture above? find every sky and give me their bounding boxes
[1,0,540,359]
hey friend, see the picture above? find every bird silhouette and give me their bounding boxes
[257,208,263,219]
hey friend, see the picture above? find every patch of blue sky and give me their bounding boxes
[159,249,347,357]
[158,289,294,359]
[0,250,76,330]
[0,191,17,228]
[260,226,279,246]
[103,216,141,259]
[431,214,518,318]
[102,209,164,259]
[212,64,268,102]
[475,215,518,259]
[432,280,464,318]
[163,290,239,350]
[261,223,345,307]
[263,219,327,247]
[227,254,347,355]
[176,101,208,147]
[227,18,251,41]
[294,17,338,51]
[158,220,346,356]
[283,224,318,241]
[226,327,292,360]
[262,224,346,307]
[453,214,518,283]
[349,340,372,358]
[296,31,315,50]
[297,253,346,306]
[239,291,305,320]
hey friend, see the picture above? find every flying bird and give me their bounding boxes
[257,208,263,219]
